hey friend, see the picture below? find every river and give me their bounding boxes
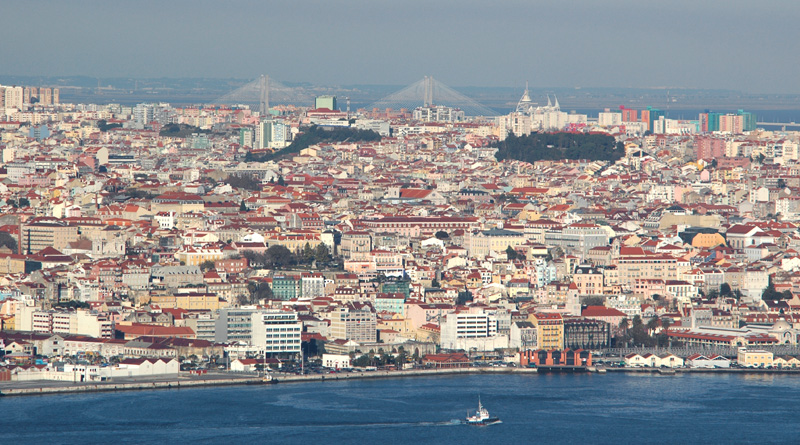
[1,372,797,444]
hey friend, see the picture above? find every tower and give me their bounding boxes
[259,74,269,115]
[423,76,434,107]
[515,81,535,114]
[566,282,581,316]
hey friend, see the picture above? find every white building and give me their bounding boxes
[322,353,352,369]
[440,310,508,351]
[250,310,302,355]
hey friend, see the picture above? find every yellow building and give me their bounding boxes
[0,253,26,274]
[174,245,223,266]
[737,349,774,368]
[21,218,79,253]
[528,312,564,350]
[468,228,526,259]
[691,233,726,248]
[149,292,227,311]
[151,192,205,214]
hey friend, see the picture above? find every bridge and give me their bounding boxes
[757,122,800,128]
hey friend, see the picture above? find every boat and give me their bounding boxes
[465,397,501,426]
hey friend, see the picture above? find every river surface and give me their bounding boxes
[1,372,797,444]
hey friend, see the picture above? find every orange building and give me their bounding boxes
[520,349,592,367]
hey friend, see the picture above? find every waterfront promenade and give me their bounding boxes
[4,364,800,397]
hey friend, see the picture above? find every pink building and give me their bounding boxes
[695,135,726,160]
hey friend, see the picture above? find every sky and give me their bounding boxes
[3,0,799,93]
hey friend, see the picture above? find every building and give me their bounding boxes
[440,310,507,351]
[520,349,592,367]
[737,348,774,368]
[322,353,351,369]
[329,303,377,343]
[215,307,264,343]
[468,228,526,259]
[509,321,537,350]
[563,318,611,350]
[528,313,564,350]
[21,218,79,253]
[250,310,302,355]
[315,96,337,111]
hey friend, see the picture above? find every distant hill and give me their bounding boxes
[493,132,625,163]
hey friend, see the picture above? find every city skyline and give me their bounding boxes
[3,1,800,93]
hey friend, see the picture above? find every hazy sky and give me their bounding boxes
[3,0,799,93]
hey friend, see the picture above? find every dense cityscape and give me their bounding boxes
[0,75,799,391]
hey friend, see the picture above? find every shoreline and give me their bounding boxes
[2,366,799,397]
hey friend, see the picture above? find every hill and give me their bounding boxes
[245,125,381,162]
[493,132,624,163]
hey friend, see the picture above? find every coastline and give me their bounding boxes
[2,366,799,397]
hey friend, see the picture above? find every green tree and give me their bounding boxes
[0,231,18,253]
[246,281,274,304]
[313,243,331,265]
[720,283,733,298]
[265,245,295,269]
[199,260,216,272]
[505,245,518,260]
[239,200,248,212]
[434,230,449,240]
[301,243,314,265]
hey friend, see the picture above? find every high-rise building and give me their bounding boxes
[2,85,24,110]
[315,95,337,111]
[39,88,52,106]
[620,106,638,123]
[239,127,253,148]
[329,303,376,343]
[53,88,59,104]
[738,109,756,131]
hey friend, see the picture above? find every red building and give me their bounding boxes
[520,349,592,367]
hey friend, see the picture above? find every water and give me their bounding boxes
[1,373,798,444]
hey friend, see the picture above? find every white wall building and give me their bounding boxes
[250,310,302,355]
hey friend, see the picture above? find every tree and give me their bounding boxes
[434,230,449,240]
[277,175,286,186]
[505,245,518,260]
[246,281,274,304]
[493,132,624,164]
[0,231,17,253]
[777,178,787,189]
[581,295,605,306]
[239,200,248,212]
[199,260,216,272]
[313,243,331,265]
[265,245,295,269]
[227,175,262,192]
[456,289,473,306]
[720,283,733,298]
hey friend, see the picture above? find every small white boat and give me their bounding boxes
[465,397,501,426]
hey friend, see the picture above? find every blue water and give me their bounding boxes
[1,373,798,444]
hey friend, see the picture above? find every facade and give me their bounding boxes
[250,310,302,355]
[329,303,377,343]
[529,313,564,350]
[440,310,507,351]
[563,318,611,350]
[215,307,263,343]
[737,349,774,368]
